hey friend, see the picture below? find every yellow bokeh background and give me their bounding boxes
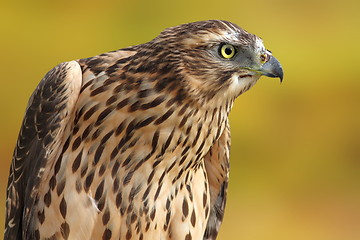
[1,0,359,239]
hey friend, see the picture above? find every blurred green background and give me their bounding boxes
[1,0,360,239]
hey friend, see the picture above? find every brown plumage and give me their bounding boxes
[5,20,283,240]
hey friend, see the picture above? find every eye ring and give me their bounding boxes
[219,44,237,59]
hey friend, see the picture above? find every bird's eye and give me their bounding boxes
[219,44,236,59]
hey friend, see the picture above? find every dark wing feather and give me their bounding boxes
[203,120,231,240]
[4,61,82,239]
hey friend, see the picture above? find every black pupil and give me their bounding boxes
[225,47,232,55]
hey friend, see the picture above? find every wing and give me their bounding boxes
[203,120,231,240]
[4,61,82,239]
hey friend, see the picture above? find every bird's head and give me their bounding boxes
[149,20,283,106]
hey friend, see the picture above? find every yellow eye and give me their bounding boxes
[220,44,236,59]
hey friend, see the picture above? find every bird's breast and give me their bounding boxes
[35,61,230,239]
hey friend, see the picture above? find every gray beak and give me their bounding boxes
[259,55,284,82]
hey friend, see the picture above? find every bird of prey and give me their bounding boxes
[4,20,283,240]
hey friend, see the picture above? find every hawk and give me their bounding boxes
[5,20,283,240]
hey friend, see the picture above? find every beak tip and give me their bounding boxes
[279,71,284,83]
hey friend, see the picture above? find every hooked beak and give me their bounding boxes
[259,55,283,82]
